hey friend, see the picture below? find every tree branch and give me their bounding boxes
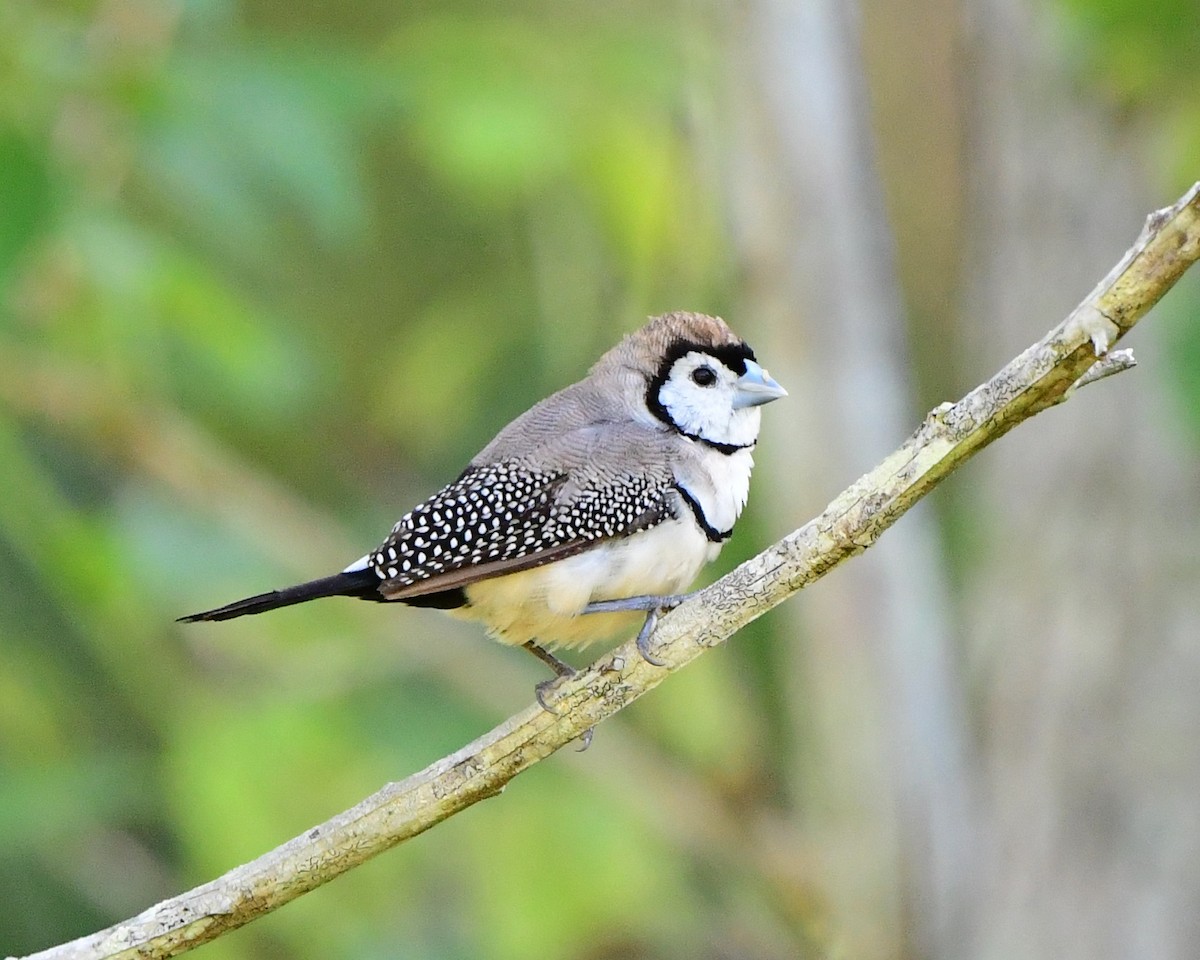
[14,183,1200,960]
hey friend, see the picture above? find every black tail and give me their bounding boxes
[178,569,381,623]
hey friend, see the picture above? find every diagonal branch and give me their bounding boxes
[14,183,1200,960]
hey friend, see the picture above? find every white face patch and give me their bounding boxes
[656,351,763,448]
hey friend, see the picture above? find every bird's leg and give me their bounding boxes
[524,639,577,712]
[581,592,697,666]
[582,593,693,614]
[522,640,594,751]
[522,638,577,681]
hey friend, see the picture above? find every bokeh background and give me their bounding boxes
[2,1,1199,958]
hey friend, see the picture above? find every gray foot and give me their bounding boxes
[581,592,696,665]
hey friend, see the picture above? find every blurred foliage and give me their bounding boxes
[1052,0,1200,192]
[0,2,806,959]
[1047,0,1200,444]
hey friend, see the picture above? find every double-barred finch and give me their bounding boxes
[180,312,786,675]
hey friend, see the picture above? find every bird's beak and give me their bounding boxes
[732,360,788,408]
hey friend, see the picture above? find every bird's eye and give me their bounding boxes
[691,365,718,387]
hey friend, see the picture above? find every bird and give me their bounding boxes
[180,311,786,686]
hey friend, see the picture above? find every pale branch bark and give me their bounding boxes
[14,183,1200,960]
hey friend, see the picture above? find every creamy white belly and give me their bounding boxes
[455,517,720,649]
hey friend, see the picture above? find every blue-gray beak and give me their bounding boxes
[732,359,788,409]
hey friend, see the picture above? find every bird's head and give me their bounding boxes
[597,312,787,451]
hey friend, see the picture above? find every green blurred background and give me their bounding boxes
[2,1,1199,959]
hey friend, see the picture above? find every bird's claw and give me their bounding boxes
[534,675,566,714]
[534,672,593,751]
[580,591,694,666]
[636,608,667,666]
[634,593,691,666]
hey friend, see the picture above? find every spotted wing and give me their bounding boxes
[369,460,672,600]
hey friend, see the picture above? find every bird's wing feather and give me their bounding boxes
[373,424,678,600]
